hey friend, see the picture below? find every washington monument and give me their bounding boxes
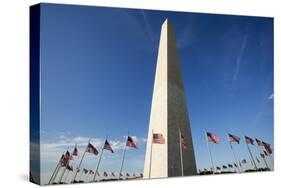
[143,19,197,178]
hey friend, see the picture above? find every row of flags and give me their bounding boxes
[63,165,142,178]
[206,132,272,153]
[205,131,273,173]
[48,135,138,184]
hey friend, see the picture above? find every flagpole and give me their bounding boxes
[205,131,215,174]
[244,137,257,170]
[227,135,240,173]
[51,149,69,184]
[149,129,154,179]
[119,133,129,180]
[48,153,64,184]
[72,140,90,182]
[78,171,83,182]
[58,167,66,184]
[51,162,62,184]
[63,169,70,184]
[179,129,184,176]
[58,147,73,184]
[92,136,107,182]
[268,154,274,169]
[262,155,269,169]
[256,144,271,170]
[240,161,244,172]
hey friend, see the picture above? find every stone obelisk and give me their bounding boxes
[143,19,197,179]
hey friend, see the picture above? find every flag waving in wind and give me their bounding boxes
[245,136,254,145]
[206,132,220,144]
[86,143,99,155]
[126,136,137,148]
[66,164,73,171]
[153,133,165,144]
[228,133,240,144]
[71,146,79,159]
[241,159,247,164]
[83,168,89,174]
[61,151,71,166]
[103,140,114,153]
[180,132,187,149]
[255,138,263,146]
[262,141,272,154]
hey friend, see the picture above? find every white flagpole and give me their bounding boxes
[244,137,257,170]
[63,169,70,184]
[205,131,215,174]
[51,149,70,184]
[240,161,244,172]
[149,129,154,179]
[51,162,62,184]
[119,133,129,180]
[92,136,107,182]
[179,129,184,176]
[262,155,269,169]
[256,143,271,170]
[48,153,64,184]
[72,140,90,182]
[268,154,274,169]
[78,171,83,182]
[58,156,70,184]
[227,135,240,173]
[58,167,67,184]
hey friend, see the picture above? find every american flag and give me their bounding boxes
[126,136,138,148]
[245,136,254,145]
[263,150,270,156]
[255,138,263,146]
[228,133,240,144]
[103,140,114,153]
[72,146,79,158]
[256,156,260,163]
[59,154,65,166]
[153,133,165,144]
[83,168,89,174]
[66,165,73,171]
[180,132,187,149]
[61,151,71,166]
[206,132,220,144]
[103,172,108,177]
[262,141,272,154]
[241,159,247,164]
[86,143,99,155]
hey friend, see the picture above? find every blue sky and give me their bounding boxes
[37,3,273,184]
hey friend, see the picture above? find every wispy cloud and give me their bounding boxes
[176,18,196,49]
[41,135,147,163]
[267,93,274,100]
[232,34,248,82]
[141,10,154,44]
